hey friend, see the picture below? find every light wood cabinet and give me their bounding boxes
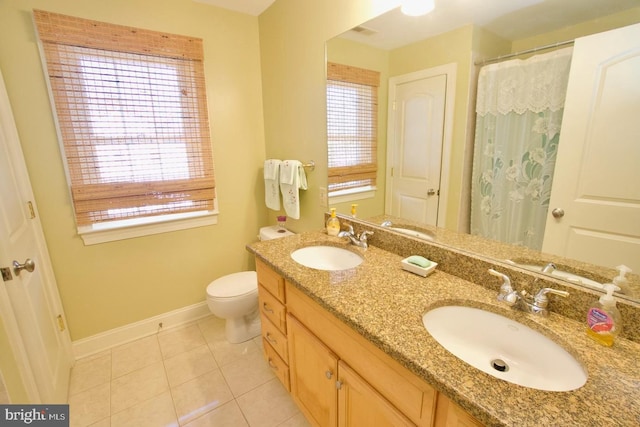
[434,394,484,427]
[288,314,338,427]
[255,259,485,427]
[337,360,414,427]
[256,258,290,391]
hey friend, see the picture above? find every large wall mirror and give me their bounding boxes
[325,0,640,302]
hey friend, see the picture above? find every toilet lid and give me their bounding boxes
[207,271,257,298]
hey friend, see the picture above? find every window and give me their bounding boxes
[33,10,216,241]
[326,62,380,194]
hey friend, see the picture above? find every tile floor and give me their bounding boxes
[67,315,310,427]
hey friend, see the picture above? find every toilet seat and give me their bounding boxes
[207,271,257,299]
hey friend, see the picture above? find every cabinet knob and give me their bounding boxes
[325,370,333,379]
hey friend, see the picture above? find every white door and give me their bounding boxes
[0,69,72,403]
[542,23,640,272]
[386,65,455,227]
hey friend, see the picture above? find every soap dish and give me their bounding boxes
[401,257,437,277]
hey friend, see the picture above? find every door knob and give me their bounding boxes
[427,188,436,196]
[13,259,35,276]
[551,208,565,219]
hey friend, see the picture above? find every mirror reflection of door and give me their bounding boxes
[542,23,640,272]
[386,69,448,227]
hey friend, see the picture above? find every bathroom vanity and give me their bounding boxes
[247,230,640,426]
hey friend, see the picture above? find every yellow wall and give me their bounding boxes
[0,0,267,340]
[512,7,640,52]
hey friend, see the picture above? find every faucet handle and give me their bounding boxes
[534,288,569,308]
[359,230,374,242]
[343,224,354,234]
[489,269,518,306]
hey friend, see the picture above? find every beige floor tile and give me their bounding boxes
[236,379,300,427]
[164,344,217,387]
[68,383,110,427]
[111,335,162,379]
[110,361,168,414]
[184,400,249,427]
[276,412,311,427]
[87,417,110,427]
[111,391,178,427]
[198,316,227,346]
[208,336,260,367]
[69,353,111,396]
[252,335,264,352]
[220,350,275,397]
[159,324,207,359]
[171,369,235,426]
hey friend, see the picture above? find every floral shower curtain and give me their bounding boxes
[470,47,573,250]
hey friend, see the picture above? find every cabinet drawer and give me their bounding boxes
[261,315,288,363]
[263,338,290,392]
[259,285,287,333]
[256,259,285,303]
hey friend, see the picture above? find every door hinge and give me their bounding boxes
[27,201,36,219]
[1,267,13,282]
[392,100,397,111]
[56,315,66,332]
[390,167,394,177]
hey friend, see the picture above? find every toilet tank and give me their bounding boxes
[259,225,294,241]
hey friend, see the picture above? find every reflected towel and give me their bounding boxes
[264,159,282,210]
[279,160,308,219]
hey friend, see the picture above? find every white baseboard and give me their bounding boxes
[72,302,211,360]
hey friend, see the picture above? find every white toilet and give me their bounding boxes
[206,226,294,343]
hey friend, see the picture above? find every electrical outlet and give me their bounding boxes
[319,187,328,208]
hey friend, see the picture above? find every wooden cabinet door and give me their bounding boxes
[434,394,484,427]
[337,361,415,427]
[288,314,338,427]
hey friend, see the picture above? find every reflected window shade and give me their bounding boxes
[326,62,379,192]
[34,10,215,226]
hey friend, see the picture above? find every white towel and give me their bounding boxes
[279,160,308,219]
[264,159,282,210]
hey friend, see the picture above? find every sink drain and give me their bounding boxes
[491,358,509,372]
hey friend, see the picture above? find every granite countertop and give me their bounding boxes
[247,231,640,427]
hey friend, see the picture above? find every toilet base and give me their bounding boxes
[225,312,261,343]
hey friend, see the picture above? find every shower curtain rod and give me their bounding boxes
[474,39,575,66]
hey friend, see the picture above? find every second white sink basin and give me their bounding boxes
[422,305,587,392]
[291,246,363,271]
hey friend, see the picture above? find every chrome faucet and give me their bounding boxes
[541,262,557,274]
[488,269,569,317]
[338,225,374,249]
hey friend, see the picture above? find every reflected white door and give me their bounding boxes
[542,23,640,272]
[386,72,447,226]
[0,69,72,403]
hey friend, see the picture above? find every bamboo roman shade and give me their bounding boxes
[34,10,215,227]
[326,62,379,192]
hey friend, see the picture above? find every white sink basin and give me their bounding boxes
[422,305,587,392]
[291,246,363,271]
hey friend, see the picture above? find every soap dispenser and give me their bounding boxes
[586,284,622,347]
[326,208,341,236]
[613,265,632,296]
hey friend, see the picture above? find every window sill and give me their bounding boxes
[329,186,376,204]
[78,210,219,245]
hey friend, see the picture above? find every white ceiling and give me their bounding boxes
[192,0,275,16]
[192,0,639,49]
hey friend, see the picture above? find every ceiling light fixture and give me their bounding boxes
[401,0,435,16]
